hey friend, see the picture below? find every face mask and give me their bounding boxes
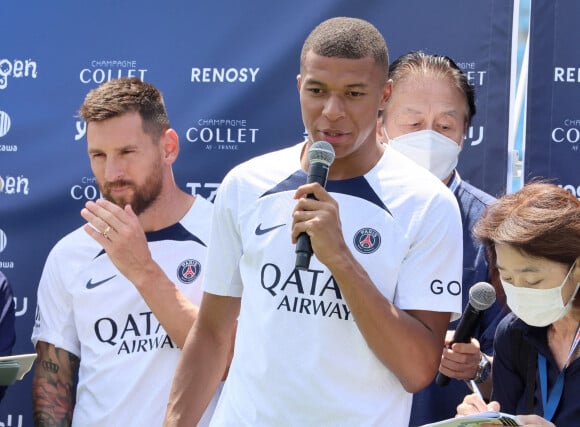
[501,262,580,327]
[387,129,461,180]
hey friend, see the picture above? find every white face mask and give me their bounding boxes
[386,129,461,180]
[501,262,580,327]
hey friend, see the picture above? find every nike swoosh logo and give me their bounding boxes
[255,223,286,235]
[86,275,117,289]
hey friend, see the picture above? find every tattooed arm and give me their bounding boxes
[32,341,79,427]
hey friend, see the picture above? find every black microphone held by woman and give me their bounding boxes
[436,281,496,386]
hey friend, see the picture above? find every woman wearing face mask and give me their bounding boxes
[379,52,506,426]
[455,182,580,427]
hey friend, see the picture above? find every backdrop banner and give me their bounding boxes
[0,0,513,422]
[523,0,580,196]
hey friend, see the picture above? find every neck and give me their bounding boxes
[139,187,194,232]
[324,141,385,180]
[551,312,580,339]
[549,313,580,369]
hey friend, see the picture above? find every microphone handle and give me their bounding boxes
[295,162,330,270]
[295,193,319,270]
[435,305,481,386]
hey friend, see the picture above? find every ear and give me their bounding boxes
[573,257,580,276]
[162,129,179,164]
[379,79,392,112]
[296,74,302,92]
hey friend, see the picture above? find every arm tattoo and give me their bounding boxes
[32,342,80,427]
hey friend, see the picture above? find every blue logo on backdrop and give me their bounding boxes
[79,60,148,84]
[457,61,486,147]
[70,176,102,201]
[0,57,38,90]
[0,174,29,195]
[0,111,11,137]
[0,110,17,152]
[185,182,220,202]
[551,119,580,149]
[190,67,260,83]
[0,229,7,252]
[554,66,580,83]
[185,118,259,151]
[0,229,14,269]
[457,60,487,87]
[0,414,24,427]
[465,126,484,147]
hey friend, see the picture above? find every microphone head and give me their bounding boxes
[308,141,335,166]
[469,282,496,311]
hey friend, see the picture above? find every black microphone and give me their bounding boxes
[435,281,496,386]
[295,141,336,270]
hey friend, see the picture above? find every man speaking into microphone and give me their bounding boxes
[164,17,463,427]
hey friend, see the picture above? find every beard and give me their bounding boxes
[100,161,163,216]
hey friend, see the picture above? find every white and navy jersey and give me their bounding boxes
[204,142,463,427]
[32,196,214,427]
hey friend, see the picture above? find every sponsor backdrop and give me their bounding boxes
[524,0,580,195]
[1,0,514,422]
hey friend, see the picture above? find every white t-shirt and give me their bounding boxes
[204,142,463,426]
[32,196,217,427]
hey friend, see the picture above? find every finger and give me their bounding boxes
[123,203,137,219]
[94,199,129,229]
[83,222,111,244]
[291,211,314,243]
[293,196,322,215]
[291,196,324,241]
[83,200,128,236]
[441,348,468,366]
[456,402,479,417]
[438,362,464,379]
[444,329,455,345]
[464,393,489,411]
[292,208,319,225]
[451,342,481,355]
[81,204,114,237]
[294,182,329,201]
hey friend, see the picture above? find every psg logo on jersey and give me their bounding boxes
[177,259,201,284]
[353,228,381,254]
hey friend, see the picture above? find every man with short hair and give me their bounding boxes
[32,77,219,426]
[164,18,463,426]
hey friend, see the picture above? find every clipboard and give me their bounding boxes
[419,411,523,426]
[0,353,37,385]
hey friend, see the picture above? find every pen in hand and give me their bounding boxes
[469,379,484,401]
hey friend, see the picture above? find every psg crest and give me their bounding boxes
[177,259,202,284]
[353,228,381,254]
